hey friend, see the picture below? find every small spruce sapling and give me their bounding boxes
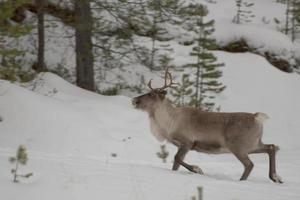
[171,73,193,106]
[0,0,34,82]
[9,145,33,182]
[191,186,204,200]
[182,4,226,110]
[233,0,255,24]
[156,145,169,163]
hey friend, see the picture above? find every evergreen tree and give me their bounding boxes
[91,0,185,88]
[92,0,131,83]
[156,144,169,163]
[285,0,291,34]
[146,0,181,70]
[91,0,160,83]
[289,0,300,41]
[279,0,300,41]
[0,0,33,82]
[9,145,33,183]
[171,73,193,106]
[233,0,255,24]
[182,4,225,111]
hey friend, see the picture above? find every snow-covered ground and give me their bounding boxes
[1,0,300,199]
[1,51,300,200]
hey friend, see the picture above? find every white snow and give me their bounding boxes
[1,0,300,199]
[213,21,295,62]
[1,51,300,199]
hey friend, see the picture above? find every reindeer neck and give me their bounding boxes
[151,99,176,130]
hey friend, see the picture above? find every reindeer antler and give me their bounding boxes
[147,67,178,91]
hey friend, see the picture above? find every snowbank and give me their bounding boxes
[0,74,156,159]
[214,21,295,63]
[0,52,300,199]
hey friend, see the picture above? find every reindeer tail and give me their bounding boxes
[254,112,269,123]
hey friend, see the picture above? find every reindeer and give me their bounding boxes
[132,68,283,183]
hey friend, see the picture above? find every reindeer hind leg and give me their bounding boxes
[250,144,283,183]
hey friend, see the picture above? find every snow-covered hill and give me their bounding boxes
[1,51,300,200]
[7,0,299,90]
[1,0,300,199]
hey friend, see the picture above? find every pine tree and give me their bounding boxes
[289,0,300,41]
[146,0,182,70]
[92,0,133,83]
[279,0,300,41]
[233,0,255,24]
[171,73,193,106]
[156,145,169,163]
[0,0,33,82]
[9,145,33,183]
[285,0,291,34]
[182,4,225,111]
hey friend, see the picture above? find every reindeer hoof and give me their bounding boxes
[270,174,283,184]
[192,165,204,174]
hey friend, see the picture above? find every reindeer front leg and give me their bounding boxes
[173,146,204,174]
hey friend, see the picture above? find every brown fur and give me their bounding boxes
[132,91,283,183]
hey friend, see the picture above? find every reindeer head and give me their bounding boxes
[132,67,177,111]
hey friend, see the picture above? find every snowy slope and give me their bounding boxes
[1,51,300,200]
[1,0,300,199]
[213,22,295,62]
[0,73,158,160]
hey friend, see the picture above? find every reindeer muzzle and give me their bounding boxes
[131,98,140,108]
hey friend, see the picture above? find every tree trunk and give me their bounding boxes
[291,0,296,41]
[285,0,290,35]
[10,1,75,27]
[236,1,241,24]
[36,0,45,72]
[75,0,95,91]
[150,16,157,70]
